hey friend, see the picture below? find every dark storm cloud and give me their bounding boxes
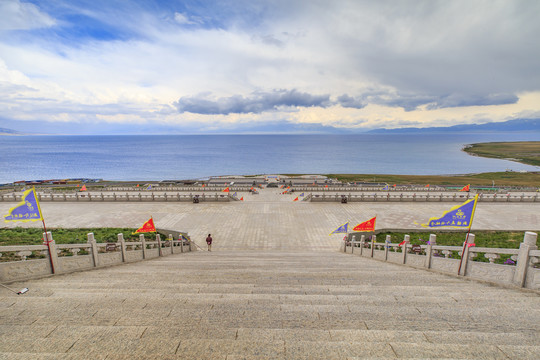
[175,89,331,115]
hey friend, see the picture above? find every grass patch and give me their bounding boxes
[464,141,540,166]
[323,172,540,187]
[374,230,535,248]
[0,227,168,246]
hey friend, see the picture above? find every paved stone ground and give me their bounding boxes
[1,187,538,251]
[1,250,540,359]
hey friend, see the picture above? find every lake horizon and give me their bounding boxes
[1,133,539,184]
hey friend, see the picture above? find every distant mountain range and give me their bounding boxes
[1,118,539,135]
[0,127,22,135]
[368,118,540,134]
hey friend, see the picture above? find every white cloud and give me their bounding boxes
[0,0,539,133]
[0,0,55,30]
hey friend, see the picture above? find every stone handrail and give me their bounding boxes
[0,192,232,202]
[343,231,539,290]
[310,192,539,203]
[0,231,193,283]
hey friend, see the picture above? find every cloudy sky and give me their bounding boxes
[1,0,539,134]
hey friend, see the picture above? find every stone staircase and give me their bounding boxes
[1,250,539,359]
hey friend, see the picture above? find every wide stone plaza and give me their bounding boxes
[1,185,539,358]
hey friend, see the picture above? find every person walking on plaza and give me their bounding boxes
[206,234,213,251]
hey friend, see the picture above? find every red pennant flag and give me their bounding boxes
[222,187,230,192]
[79,185,87,191]
[76,184,80,187]
[393,184,397,188]
[460,184,470,192]
[136,184,139,187]
[353,216,376,232]
[293,197,299,201]
[240,197,244,201]
[202,184,206,187]
[425,184,430,188]
[133,217,156,234]
[398,240,406,246]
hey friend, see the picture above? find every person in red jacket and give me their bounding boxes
[206,234,213,251]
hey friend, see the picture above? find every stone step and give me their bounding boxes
[2,250,539,359]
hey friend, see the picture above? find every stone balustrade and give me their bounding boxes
[0,192,232,202]
[343,231,539,290]
[0,231,193,283]
[310,192,539,203]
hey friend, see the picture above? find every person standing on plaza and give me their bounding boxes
[206,234,213,251]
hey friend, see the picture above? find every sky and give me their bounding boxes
[1,0,540,134]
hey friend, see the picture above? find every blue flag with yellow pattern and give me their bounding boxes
[4,187,43,222]
[329,222,349,235]
[422,194,478,228]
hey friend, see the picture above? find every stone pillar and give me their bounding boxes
[140,234,146,259]
[87,232,99,267]
[43,231,59,274]
[459,234,475,276]
[425,234,437,269]
[370,235,375,258]
[513,232,538,287]
[384,235,391,260]
[351,235,356,254]
[359,235,365,256]
[402,235,410,264]
[169,234,174,254]
[118,233,127,262]
[157,234,163,257]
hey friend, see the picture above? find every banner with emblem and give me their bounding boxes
[132,217,157,234]
[353,216,376,232]
[329,222,349,235]
[422,194,478,228]
[4,187,43,222]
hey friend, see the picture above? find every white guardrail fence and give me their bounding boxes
[343,231,539,290]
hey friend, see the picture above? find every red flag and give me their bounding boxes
[202,184,206,187]
[398,240,406,246]
[240,197,244,201]
[353,216,376,232]
[136,184,139,187]
[425,184,430,188]
[133,217,156,234]
[79,185,87,191]
[393,184,396,188]
[460,184,470,192]
[293,197,299,201]
[222,187,230,192]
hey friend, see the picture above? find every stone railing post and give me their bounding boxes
[139,234,147,259]
[459,234,475,276]
[169,234,174,254]
[513,232,538,287]
[157,234,163,257]
[384,235,391,260]
[43,231,59,274]
[87,233,99,267]
[118,233,127,262]
[425,234,436,268]
[402,235,410,264]
[370,235,375,258]
[359,235,365,256]
[351,235,356,254]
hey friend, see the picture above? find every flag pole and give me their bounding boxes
[34,186,55,274]
[457,195,478,275]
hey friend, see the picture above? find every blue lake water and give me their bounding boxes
[0,133,539,183]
